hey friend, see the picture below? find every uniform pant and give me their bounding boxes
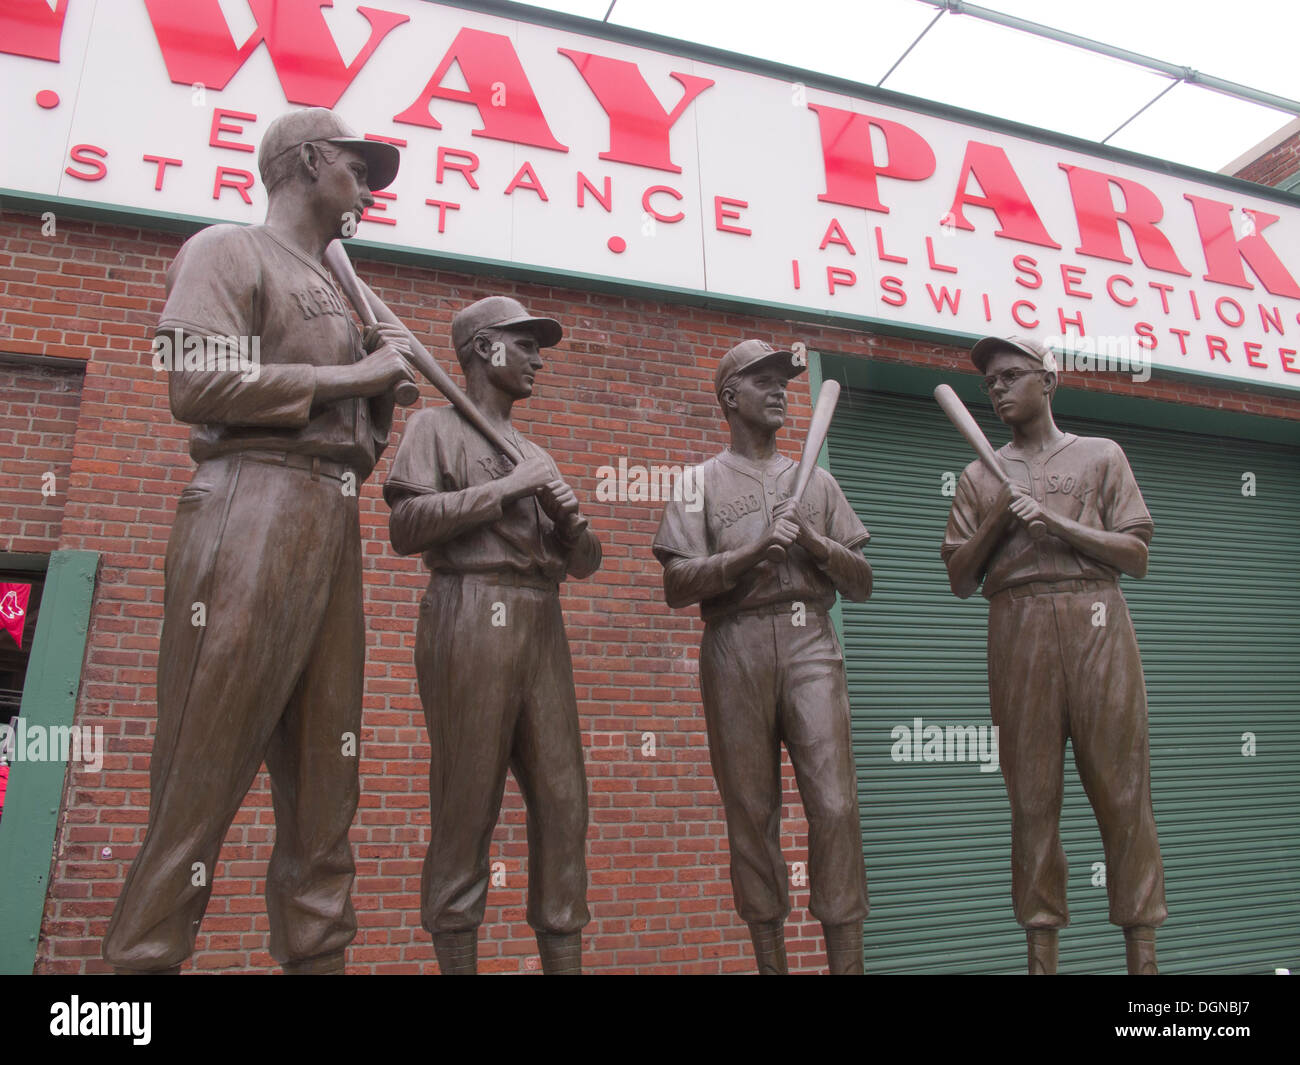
[415,572,589,936]
[104,454,364,970]
[988,580,1167,930]
[699,608,869,927]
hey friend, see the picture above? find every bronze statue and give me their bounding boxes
[652,340,872,974]
[940,335,1167,975]
[104,108,415,974]
[383,297,601,975]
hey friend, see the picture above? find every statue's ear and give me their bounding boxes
[469,331,496,366]
[299,142,323,183]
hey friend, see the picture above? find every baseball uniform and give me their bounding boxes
[653,449,871,930]
[941,433,1168,932]
[104,223,393,972]
[385,406,600,941]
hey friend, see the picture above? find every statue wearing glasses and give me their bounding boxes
[940,336,1167,976]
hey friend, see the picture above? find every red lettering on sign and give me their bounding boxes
[142,0,407,107]
[926,237,957,274]
[424,199,460,234]
[1205,335,1230,361]
[65,144,107,182]
[436,147,480,190]
[1106,274,1137,307]
[1169,328,1190,355]
[1011,300,1038,329]
[1148,281,1174,315]
[210,108,257,152]
[874,227,907,264]
[577,173,612,212]
[1215,296,1245,328]
[820,219,856,254]
[1057,308,1085,335]
[1059,165,1190,276]
[1184,196,1300,298]
[504,163,548,201]
[363,190,395,225]
[827,267,857,294]
[642,186,684,223]
[1244,342,1266,368]
[1135,322,1156,349]
[557,49,712,173]
[944,143,1059,248]
[394,27,567,152]
[143,154,183,191]
[1013,255,1042,289]
[0,0,69,61]
[926,285,961,314]
[1259,305,1284,334]
[714,197,750,236]
[1061,264,1092,300]
[1280,348,1299,373]
[808,104,935,213]
[880,276,906,307]
[213,166,254,203]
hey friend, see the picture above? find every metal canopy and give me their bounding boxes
[515,0,1299,176]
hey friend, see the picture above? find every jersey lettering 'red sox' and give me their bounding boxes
[653,449,868,619]
[941,433,1154,598]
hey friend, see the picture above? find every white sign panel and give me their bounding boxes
[4,0,1300,390]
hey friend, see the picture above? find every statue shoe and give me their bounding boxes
[1027,929,1059,975]
[1124,926,1159,975]
[433,930,478,975]
[537,931,582,975]
[748,919,789,975]
[823,922,864,975]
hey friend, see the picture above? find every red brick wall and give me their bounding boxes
[1234,130,1300,189]
[0,361,82,555]
[4,207,1299,974]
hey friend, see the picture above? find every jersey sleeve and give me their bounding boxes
[940,465,982,563]
[651,467,709,564]
[159,226,316,427]
[1099,440,1154,540]
[813,467,869,548]
[384,410,504,555]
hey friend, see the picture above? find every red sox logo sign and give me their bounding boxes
[0,590,25,621]
[0,583,31,649]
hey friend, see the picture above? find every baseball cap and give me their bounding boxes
[970,335,1058,374]
[451,296,563,352]
[714,339,804,399]
[258,108,400,191]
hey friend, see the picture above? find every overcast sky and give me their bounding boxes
[507,0,1299,175]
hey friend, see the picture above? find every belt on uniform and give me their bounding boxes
[707,600,829,622]
[238,450,352,482]
[1001,578,1116,600]
[430,569,559,592]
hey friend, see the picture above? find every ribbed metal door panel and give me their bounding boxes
[828,387,1300,974]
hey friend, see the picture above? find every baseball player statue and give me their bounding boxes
[104,109,416,973]
[940,335,1167,975]
[652,340,872,975]
[383,296,601,975]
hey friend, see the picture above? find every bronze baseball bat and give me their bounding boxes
[933,383,1046,539]
[324,241,589,537]
[323,240,421,407]
[767,379,841,563]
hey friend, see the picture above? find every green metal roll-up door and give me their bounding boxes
[826,372,1300,974]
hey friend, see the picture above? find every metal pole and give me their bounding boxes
[878,8,947,87]
[911,0,1300,116]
